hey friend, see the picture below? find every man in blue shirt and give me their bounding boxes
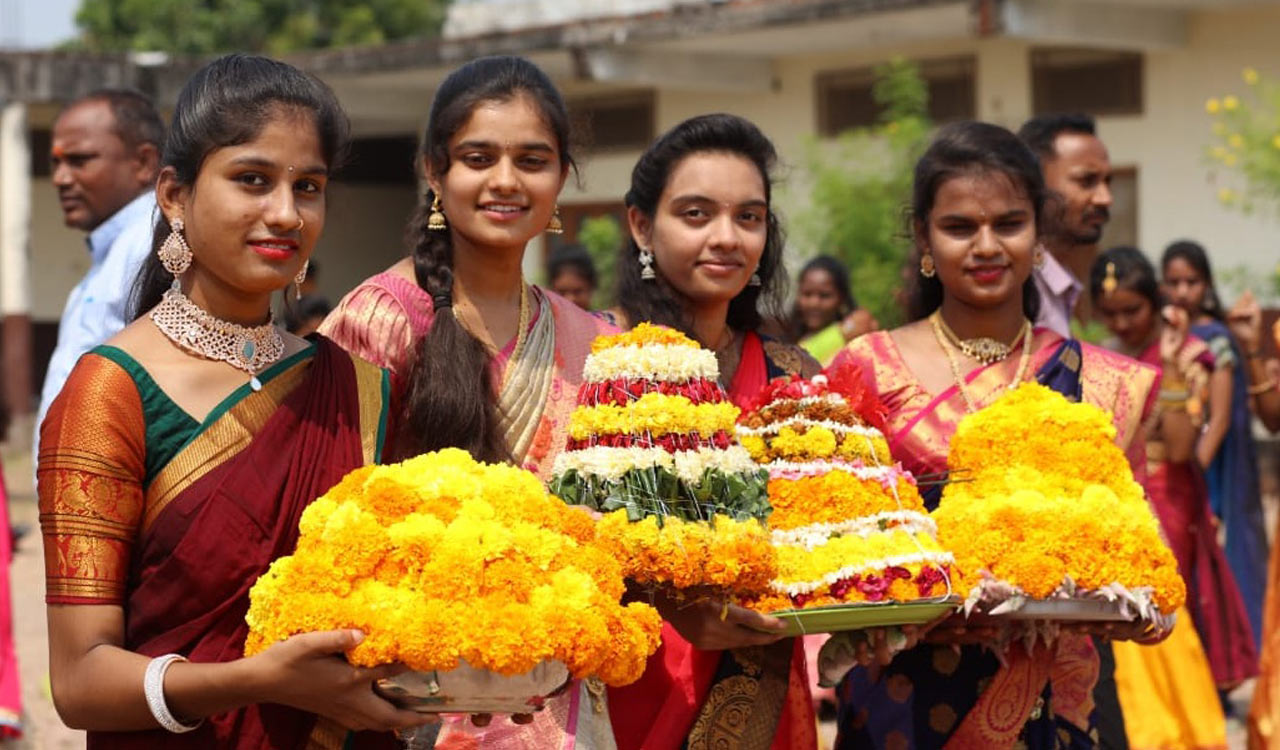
[34,90,164,455]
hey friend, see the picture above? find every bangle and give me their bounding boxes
[144,654,202,734]
[1247,379,1278,397]
[1159,388,1189,401]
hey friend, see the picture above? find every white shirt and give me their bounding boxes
[34,191,157,458]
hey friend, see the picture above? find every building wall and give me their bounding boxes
[15,3,1280,331]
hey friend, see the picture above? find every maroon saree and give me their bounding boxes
[40,337,392,749]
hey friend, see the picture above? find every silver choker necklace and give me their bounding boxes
[150,282,285,390]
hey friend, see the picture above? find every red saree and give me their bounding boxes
[39,336,392,749]
[608,332,819,750]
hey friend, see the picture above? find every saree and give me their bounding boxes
[38,336,392,749]
[830,328,1157,749]
[607,332,820,750]
[1190,319,1267,652]
[0,463,20,739]
[1249,516,1280,748]
[322,274,617,749]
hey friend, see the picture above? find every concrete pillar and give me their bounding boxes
[0,100,33,443]
[975,38,1033,131]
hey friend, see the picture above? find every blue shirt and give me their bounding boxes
[34,191,157,456]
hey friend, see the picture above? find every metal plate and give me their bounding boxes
[374,660,570,715]
[983,598,1134,622]
[768,598,961,637]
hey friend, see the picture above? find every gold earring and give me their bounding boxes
[547,205,564,235]
[159,217,192,276]
[294,260,309,301]
[427,194,447,231]
[1033,242,1047,270]
[920,252,936,278]
[1102,261,1118,297]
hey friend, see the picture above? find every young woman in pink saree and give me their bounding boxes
[600,114,820,750]
[828,122,1159,749]
[320,57,618,749]
[39,55,430,748]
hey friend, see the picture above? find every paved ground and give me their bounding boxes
[0,433,1267,748]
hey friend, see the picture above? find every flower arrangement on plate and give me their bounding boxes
[934,382,1184,629]
[244,449,663,712]
[735,368,958,635]
[548,324,776,596]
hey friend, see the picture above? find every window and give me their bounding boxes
[1032,48,1143,116]
[816,57,975,136]
[339,136,418,184]
[568,92,655,152]
[31,129,50,177]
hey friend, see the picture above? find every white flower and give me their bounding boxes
[583,345,719,383]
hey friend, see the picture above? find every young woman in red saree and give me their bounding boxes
[38,55,430,748]
[828,122,1160,749]
[603,113,820,750]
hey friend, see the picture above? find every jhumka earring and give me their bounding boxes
[639,248,656,281]
[1033,242,1047,269]
[159,217,193,276]
[919,252,936,278]
[547,206,564,234]
[294,260,309,301]
[1102,262,1118,297]
[427,195,447,231]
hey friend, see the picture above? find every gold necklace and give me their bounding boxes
[151,282,284,390]
[930,313,1033,413]
[932,310,1020,365]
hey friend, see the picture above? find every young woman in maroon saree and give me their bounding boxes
[38,55,430,749]
[603,114,820,750]
[827,122,1160,749]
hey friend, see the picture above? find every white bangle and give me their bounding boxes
[144,654,202,733]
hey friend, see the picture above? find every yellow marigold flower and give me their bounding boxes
[568,393,739,440]
[591,322,698,353]
[245,449,662,686]
[1224,95,1240,111]
[935,384,1185,614]
[1244,67,1260,85]
[1206,97,1221,114]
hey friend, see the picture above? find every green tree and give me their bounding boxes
[72,0,447,55]
[792,58,932,327]
[577,214,624,309]
[1204,68,1280,216]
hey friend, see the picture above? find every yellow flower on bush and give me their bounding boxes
[935,384,1185,614]
[1224,95,1240,111]
[1206,97,1221,114]
[1244,67,1260,85]
[245,449,662,686]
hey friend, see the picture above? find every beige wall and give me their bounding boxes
[561,5,1280,300]
[18,3,1280,322]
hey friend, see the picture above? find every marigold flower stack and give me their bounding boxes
[244,449,662,687]
[934,382,1185,621]
[736,369,954,613]
[549,323,776,594]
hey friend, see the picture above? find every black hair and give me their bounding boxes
[284,295,333,334]
[905,121,1044,322]
[130,54,350,319]
[400,55,575,463]
[788,254,856,339]
[615,113,786,336]
[1089,246,1161,311]
[547,244,597,289]
[1016,113,1097,160]
[1161,239,1225,321]
[72,88,166,150]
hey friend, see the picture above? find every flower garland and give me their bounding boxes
[245,449,663,686]
[568,392,740,441]
[738,425,891,465]
[593,510,777,595]
[934,383,1186,615]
